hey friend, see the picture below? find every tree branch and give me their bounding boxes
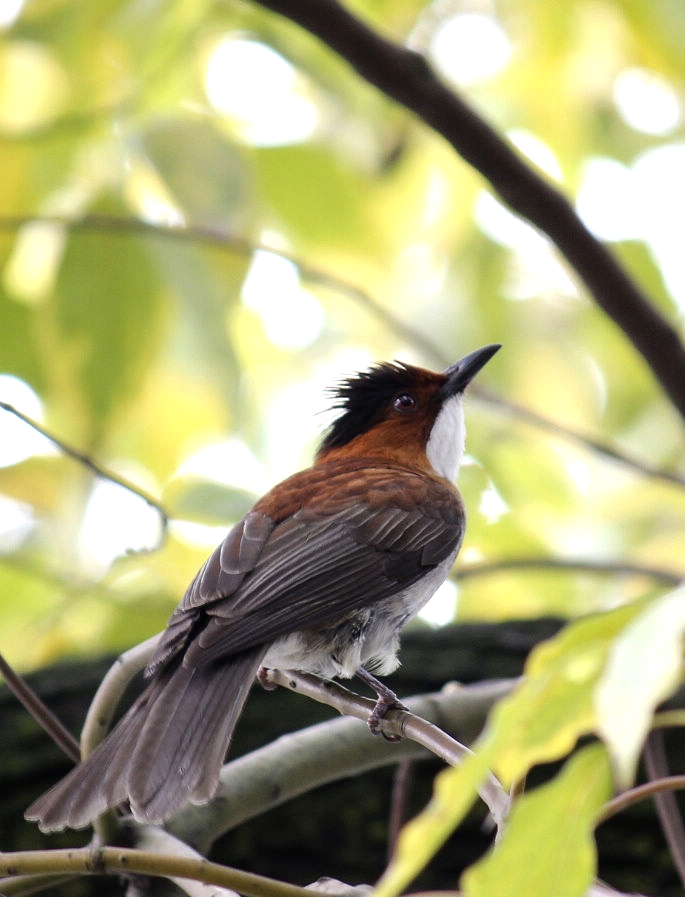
[21,630,510,851]
[643,730,685,889]
[599,774,685,825]
[0,872,80,896]
[388,760,414,861]
[169,670,514,853]
[0,400,168,551]
[479,387,685,490]
[170,676,513,852]
[0,846,313,897]
[79,634,160,760]
[261,670,508,822]
[0,653,81,764]
[131,825,241,897]
[250,0,685,422]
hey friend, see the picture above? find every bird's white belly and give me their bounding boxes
[262,553,456,679]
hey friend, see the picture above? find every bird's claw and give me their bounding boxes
[355,666,407,741]
[367,694,407,741]
[257,666,278,691]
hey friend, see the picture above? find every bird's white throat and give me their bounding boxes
[426,395,465,481]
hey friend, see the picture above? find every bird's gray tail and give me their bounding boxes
[25,646,266,832]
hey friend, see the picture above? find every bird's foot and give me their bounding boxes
[257,666,278,691]
[356,667,407,741]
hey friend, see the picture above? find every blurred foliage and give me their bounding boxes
[1,2,685,895]
[379,589,685,897]
[0,0,683,678]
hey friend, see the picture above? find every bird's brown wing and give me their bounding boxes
[150,465,464,673]
[27,465,463,831]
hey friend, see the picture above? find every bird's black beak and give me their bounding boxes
[440,344,501,398]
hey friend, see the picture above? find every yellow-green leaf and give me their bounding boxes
[481,601,646,785]
[596,585,685,787]
[462,743,612,897]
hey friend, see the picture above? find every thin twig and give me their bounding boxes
[458,557,683,586]
[643,730,685,889]
[0,213,443,366]
[653,711,685,730]
[478,386,685,489]
[0,653,80,764]
[388,760,415,862]
[599,774,685,824]
[0,400,168,551]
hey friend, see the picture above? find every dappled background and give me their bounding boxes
[0,0,684,676]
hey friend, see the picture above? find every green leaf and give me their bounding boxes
[462,743,612,897]
[0,562,60,670]
[374,603,649,897]
[0,234,46,392]
[251,144,373,250]
[481,601,646,785]
[141,117,251,224]
[595,585,685,787]
[54,215,165,443]
[164,476,257,525]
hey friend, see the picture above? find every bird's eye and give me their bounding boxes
[392,392,417,412]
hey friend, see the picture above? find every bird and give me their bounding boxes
[26,344,500,832]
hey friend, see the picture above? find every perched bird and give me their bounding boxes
[27,344,500,831]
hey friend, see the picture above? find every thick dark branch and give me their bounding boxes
[252,0,685,422]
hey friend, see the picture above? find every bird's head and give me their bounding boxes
[317,344,500,481]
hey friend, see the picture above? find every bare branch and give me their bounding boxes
[479,387,685,490]
[643,731,685,889]
[458,558,683,587]
[0,652,80,764]
[0,213,442,365]
[599,774,685,825]
[0,872,80,896]
[250,0,685,422]
[77,634,161,844]
[132,825,240,897]
[80,634,160,759]
[0,400,168,552]
[253,671,508,825]
[388,760,415,861]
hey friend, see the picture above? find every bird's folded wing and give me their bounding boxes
[149,468,464,671]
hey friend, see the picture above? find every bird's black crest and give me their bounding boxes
[319,361,417,452]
